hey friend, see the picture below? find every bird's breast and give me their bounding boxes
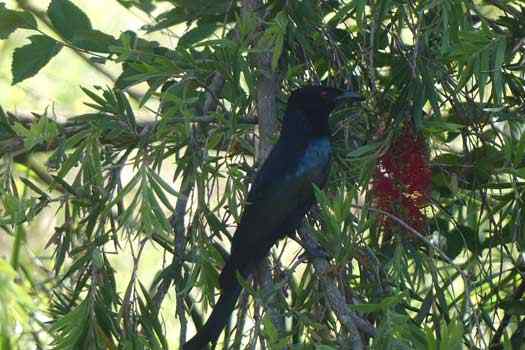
[294,137,331,178]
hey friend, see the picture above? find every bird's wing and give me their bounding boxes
[247,141,296,201]
[228,136,331,266]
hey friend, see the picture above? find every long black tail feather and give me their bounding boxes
[182,282,242,350]
[218,259,237,291]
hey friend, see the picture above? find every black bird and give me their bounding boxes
[183,85,361,350]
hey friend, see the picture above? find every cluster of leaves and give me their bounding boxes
[0,0,525,349]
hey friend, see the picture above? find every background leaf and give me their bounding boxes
[11,35,62,84]
[47,0,92,41]
[0,4,37,39]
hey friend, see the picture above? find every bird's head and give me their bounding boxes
[284,85,362,136]
[288,86,361,112]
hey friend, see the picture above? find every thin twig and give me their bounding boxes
[1,111,256,157]
[490,278,525,349]
[355,204,468,279]
[298,225,365,350]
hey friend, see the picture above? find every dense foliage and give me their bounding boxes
[1,0,525,349]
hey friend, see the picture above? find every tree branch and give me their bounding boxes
[489,278,525,350]
[241,0,286,343]
[298,226,366,350]
[1,111,256,157]
[150,72,226,345]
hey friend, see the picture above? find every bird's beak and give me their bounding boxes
[336,90,363,103]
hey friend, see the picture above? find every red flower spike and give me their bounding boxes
[372,125,432,234]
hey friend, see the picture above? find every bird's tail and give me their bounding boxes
[182,282,242,350]
[218,259,238,290]
[219,250,262,290]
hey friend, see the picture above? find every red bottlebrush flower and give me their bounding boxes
[372,125,432,234]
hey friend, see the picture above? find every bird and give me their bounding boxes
[182,85,361,350]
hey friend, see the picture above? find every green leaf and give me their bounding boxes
[493,38,506,105]
[348,142,380,158]
[115,65,139,90]
[262,315,278,342]
[451,225,481,255]
[146,8,187,33]
[0,106,12,137]
[178,22,218,48]
[147,169,180,198]
[207,130,223,150]
[47,0,92,41]
[50,299,90,348]
[11,35,62,84]
[0,3,37,39]
[117,0,155,12]
[272,34,284,71]
[350,294,405,313]
[439,321,463,350]
[506,167,525,179]
[57,139,86,178]
[147,171,176,212]
[270,12,287,71]
[500,300,525,316]
[71,29,118,53]
[19,177,48,198]
[11,116,59,151]
[203,209,229,238]
[478,49,489,103]
[444,228,464,260]
[423,120,464,133]
[80,87,107,109]
[143,185,171,233]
